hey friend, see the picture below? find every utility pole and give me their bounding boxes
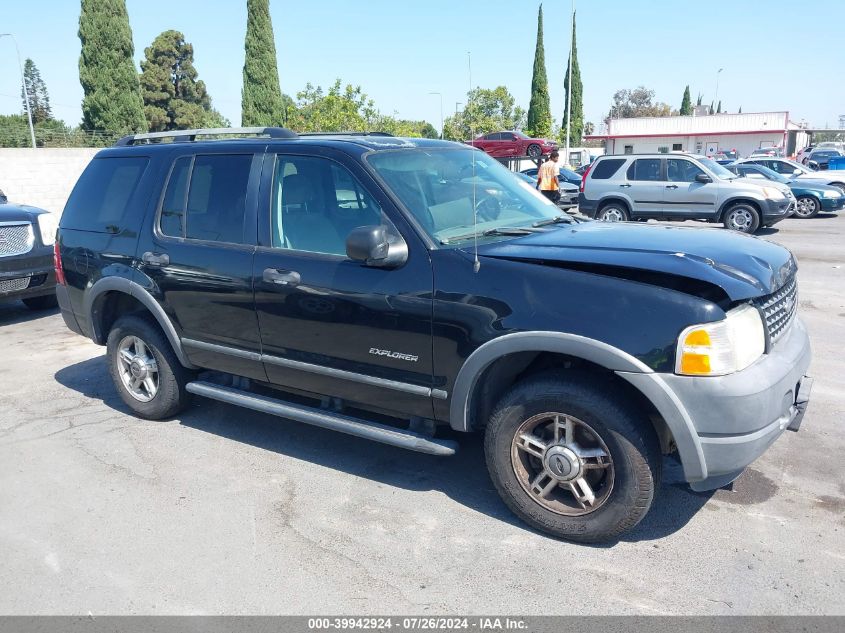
[564,0,575,166]
[429,92,444,139]
[1,33,36,149]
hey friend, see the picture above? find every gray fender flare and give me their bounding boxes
[85,276,196,369]
[449,331,706,482]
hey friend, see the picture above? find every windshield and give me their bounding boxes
[698,157,737,180]
[367,148,562,244]
[812,151,839,159]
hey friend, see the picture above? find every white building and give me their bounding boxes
[588,111,810,159]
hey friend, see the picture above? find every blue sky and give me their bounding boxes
[1,0,843,133]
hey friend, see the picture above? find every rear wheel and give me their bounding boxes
[484,372,661,543]
[794,195,820,219]
[107,314,192,420]
[597,203,630,222]
[723,203,760,233]
[526,144,542,159]
[22,294,58,310]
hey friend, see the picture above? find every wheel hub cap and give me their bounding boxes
[543,445,582,481]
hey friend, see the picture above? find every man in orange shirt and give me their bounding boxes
[537,150,560,203]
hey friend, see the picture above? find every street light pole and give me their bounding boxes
[714,67,723,114]
[0,33,36,149]
[429,91,444,139]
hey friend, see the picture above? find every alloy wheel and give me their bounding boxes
[725,207,754,231]
[600,207,625,222]
[116,335,159,402]
[794,197,819,218]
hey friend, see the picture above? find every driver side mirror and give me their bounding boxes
[695,173,713,184]
[793,169,803,176]
[346,225,408,269]
[807,161,819,170]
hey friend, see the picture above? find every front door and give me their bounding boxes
[625,157,665,218]
[136,149,265,380]
[663,158,719,219]
[252,150,435,418]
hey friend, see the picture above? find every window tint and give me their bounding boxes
[61,157,148,233]
[159,157,190,237]
[590,158,626,180]
[767,160,793,174]
[667,159,705,182]
[485,133,501,141]
[271,156,382,255]
[627,159,662,181]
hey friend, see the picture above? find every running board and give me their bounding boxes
[185,381,458,456]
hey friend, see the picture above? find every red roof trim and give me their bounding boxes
[586,129,787,140]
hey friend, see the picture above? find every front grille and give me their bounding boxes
[0,276,31,293]
[0,223,34,257]
[754,275,798,345]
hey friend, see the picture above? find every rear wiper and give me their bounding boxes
[441,226,541,244]
[533,214,574,227]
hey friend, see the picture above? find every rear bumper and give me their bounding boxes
[0,246,56,301]
[577,194,597,217]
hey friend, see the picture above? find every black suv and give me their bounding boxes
[1,200,59,310]
[57,128,812,543]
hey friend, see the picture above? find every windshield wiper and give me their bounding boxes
[533,214,574,227]
[441,226,541,244]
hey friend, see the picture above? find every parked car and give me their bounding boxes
[713,149,738,165]
[579,153,795,233]
[749,147,784,158]
[796,145,816,165]
[0,202,59,310]
[466,131,557,159]
[521,165,582,187]
[806,148,844,171]
[738,157,845,193]
[514,171,579,209]
[725,162,845,218]
[56,128,812,543]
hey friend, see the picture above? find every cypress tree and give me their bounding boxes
[717,100,722,113]
[561,12,583,146]
[680,85,691,116]
[242,0,285,126]
[78,0,146,133]
[526,4,551,138]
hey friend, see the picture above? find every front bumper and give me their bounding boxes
[820,196,845,212]
[619,317,812,491]
[0,246,56,302]
[762,196,794,223]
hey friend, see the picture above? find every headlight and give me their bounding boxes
[823,189,842,198]
[37,213,58,246]
[762,186,785,199]
[675,304,765,376]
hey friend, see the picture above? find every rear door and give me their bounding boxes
[625,158,665,218]
[135,147,265,380]
[663,157,719,219]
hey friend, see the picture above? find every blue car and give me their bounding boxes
[727,162,845,218]
[520,166,582,187]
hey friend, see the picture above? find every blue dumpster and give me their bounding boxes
[829,156,845,171]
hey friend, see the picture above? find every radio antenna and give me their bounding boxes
[468,51,480,273]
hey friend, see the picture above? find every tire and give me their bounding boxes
[722,203,760,234]
[794,195,820,219]
[484,372,661,543]
[526,144,542,159]
[597,202,630,223]
[106,314,192,420]
[22,293,58,310]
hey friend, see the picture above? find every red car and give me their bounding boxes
[466,131,558,159]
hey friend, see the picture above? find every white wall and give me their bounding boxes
[605,133,787,158]
[0,148,99,215]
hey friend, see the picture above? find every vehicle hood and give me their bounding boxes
[735,177,791,195]
[788,180,843,196]
[0,203,47,222]
[473,222,795,301]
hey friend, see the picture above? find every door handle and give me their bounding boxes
[665,185,679,189]
[263,268,301,286]
[619,183,632,188]
[142,252,170,267]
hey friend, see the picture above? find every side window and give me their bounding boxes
[667,159,705,182]
[61,157,149,233]
[485,133,501,141]
[590,158,626,180]
[271,155,383,256]
[626,159,662,181]
[158,154,252,243]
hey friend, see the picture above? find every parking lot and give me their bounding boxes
[1,215,843,616]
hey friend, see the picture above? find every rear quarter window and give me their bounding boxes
[590,158,626,180]
[61,156,149,233]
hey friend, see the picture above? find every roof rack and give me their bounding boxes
[296,131,394,137]
[114,127,298,147]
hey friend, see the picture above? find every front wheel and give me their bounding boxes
[484,372,661,543]
[723,203,760,233]
[794,195,820,219]
[526,144,542,159]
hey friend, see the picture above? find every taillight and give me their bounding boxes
[53,241,66,286]
[580,162,593,193]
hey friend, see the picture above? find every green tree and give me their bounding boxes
[717,100,722,114]
[709,101,714,115]
[140,30,228,131]
[526,4,552,138]
[680,85,692,116]
[560,12,583,145]
[21,59,52,123]
[738,106,742,113]
[607,86,674,122]
[696,93,703,106]
[443,86,525,141]
[78,0,146,133]
[242,0,285,126]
